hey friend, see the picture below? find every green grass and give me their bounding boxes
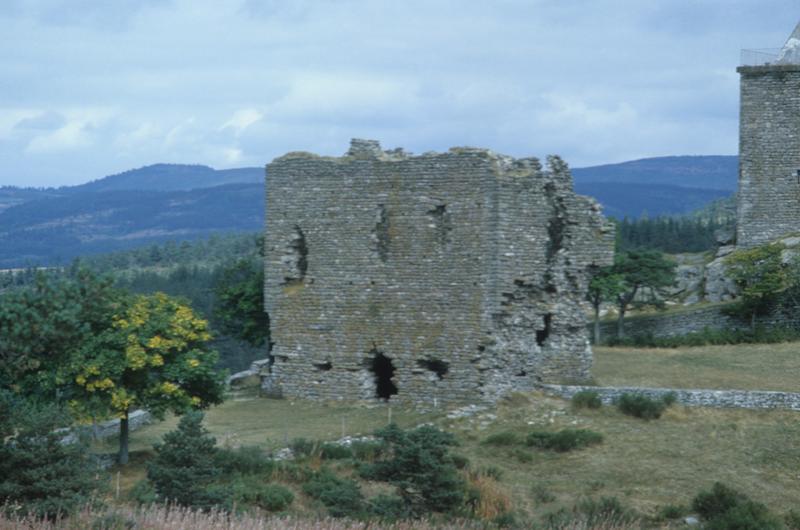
[108,398,433,455]
[594,342,800,391]
[453,393,800,520]
[108,390,800,523]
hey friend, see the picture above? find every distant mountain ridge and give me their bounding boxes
[0,156,738,267]
[70,163,263,192]
[572,155,738,191]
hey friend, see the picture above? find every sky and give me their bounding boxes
[1,0,798,187]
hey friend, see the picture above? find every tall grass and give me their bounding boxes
[0,504,644,529]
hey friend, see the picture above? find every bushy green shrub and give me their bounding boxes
[615,393,669,420]
[571,390,603,410]
[450,454,470,470]
[368,494,409,521]
[289,437,317,458]
[215,446,274,475]
[662,391,678,406]
[477,466,504,481]
[692,482,781,530]
[319,443,352,460]
[303,469,364,518]
[692,482,746,520]
[350,440,384,462]
[657,503,688,520]
[482,431,521,446]
[526,429,603,452]
[147,411,228,510]
[786,510,800,530]
[128,480,156,505]
[233,478,293,512]
[361,423,465,514]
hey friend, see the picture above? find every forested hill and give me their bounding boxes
[572,155,738,191]
[71,164,263,193]
[0,156,738,268]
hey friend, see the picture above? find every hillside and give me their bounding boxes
[574,181,731,218]
[0,183,263,268]
[572,155,738,191]
[71,163,263,193]
[0,156,740,267]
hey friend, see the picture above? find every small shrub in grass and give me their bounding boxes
[319,443,352,460]
[492,511,519,528]
[233,479,293,512]
[290,437,317,458]
[704,500,782,530]
[526,429,603,452]
[577,496,638,526]
[692,482,781,529]
[615,393,667,420]
[350,440,383,462]
[657,503,688,520]
[128,479,156,505]
[692,482,747,520]
[451,454,470,470]
[786,510,800,530]
[368,494,409,521]
[662,391,678,406]
[481,431,520,446]
[215,445,274,475]
[302,469,365,518]
[272,461,314,483]
[531,483,556,504]
[571,390,602,410]
[513,449,533,463]
[478,466,504,481]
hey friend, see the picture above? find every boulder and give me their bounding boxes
[704,256,738,302]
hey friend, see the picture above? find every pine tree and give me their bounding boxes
[0,402,100,518]
[146,411,227,510]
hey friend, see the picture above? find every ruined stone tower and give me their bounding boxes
[263,139,614,404]
[737,22,800,247]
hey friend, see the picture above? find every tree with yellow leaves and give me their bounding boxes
[69,292,225,464]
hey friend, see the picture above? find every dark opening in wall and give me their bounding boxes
[313,362,332,371]
[284,225,308,283]
[368,350,398,400]
[373,205,390,262]
[544,182,566,261]
[427,204,452,247]
[536,313,552,346]
[417,358,449,380]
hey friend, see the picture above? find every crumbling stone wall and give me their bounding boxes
[263,139,614,405]
[737,63,800,247]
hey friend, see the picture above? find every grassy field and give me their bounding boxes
[594,342,800,391]
[114,388,800,525]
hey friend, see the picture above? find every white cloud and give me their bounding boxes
[221,108,263,136]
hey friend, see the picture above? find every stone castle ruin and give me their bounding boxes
[737,21,800,247]
[262,139,614,404]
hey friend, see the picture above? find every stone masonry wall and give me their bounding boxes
[264,139,614,405]
[594,302,800,341]
[538,384,800,411]
[737,64,800,247]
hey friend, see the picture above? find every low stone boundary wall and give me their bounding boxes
[594,302,800,341]
[537,384,800,411]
